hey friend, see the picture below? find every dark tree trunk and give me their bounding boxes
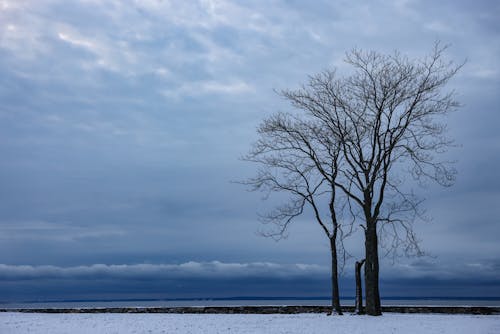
[364,222,382,316]
[329,237,343,315]
[355,259,365,314]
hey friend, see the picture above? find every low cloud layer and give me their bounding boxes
[1,259,498,282]
[0,261,327,281]
[0,260,498,302]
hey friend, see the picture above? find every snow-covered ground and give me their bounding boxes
[1,312,499,334]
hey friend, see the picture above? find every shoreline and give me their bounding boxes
[2,305,499,315]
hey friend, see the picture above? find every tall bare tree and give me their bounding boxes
[243,113,352,315]
[278,43,463,315]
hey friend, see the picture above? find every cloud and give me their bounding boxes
[54,25,139,73]
[384,259,500,282]
[57,32,94,50]
[0,261,327,281]
[162,80,254,98]
[1,260,498,302]
[0,221,126,243]
[424,20,453,33]
[1,258,498,282]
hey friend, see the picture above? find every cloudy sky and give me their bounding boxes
[0,0,499,302]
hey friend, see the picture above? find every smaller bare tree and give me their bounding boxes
[354,259,365,314]
[242,113,353,315]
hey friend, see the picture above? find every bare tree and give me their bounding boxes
[355,259,365,314]
[276,42,463,315]
[242,113,352,315]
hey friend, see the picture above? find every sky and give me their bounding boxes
[0,0,499,302]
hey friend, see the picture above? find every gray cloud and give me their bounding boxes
[0,261,327,281]
[0,260,498,302]
[384,259,500,282]
[1,258,498,282]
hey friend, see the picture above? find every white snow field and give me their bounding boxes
[0,312,499,334]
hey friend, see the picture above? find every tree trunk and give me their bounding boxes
[355,259,365,314]
[329,237,343,315]
[364,222,382,316]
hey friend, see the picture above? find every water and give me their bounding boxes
[2,298,499,309]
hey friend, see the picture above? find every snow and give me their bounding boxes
[1,312,499,334]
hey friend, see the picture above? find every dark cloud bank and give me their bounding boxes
[0,261,498,302]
